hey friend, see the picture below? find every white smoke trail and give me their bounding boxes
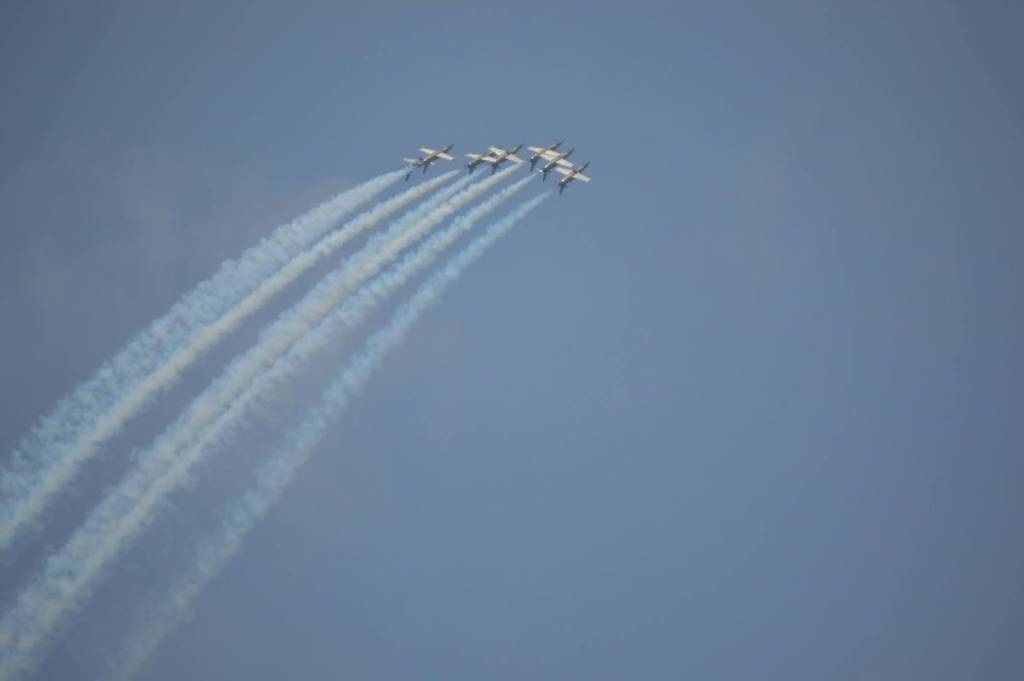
[106,194,549,681]
[133,172,535,493]
[0,167,522,680]
[0,169,411,552]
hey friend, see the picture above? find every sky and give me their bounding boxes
[1,1,1023,679]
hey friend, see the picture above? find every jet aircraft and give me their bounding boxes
[403,145,455,180]
[554,162,591,195]
[465,145,525,174]
[526,142,564,170]
[536,147,575,180]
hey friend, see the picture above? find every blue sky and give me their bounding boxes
[1,2,1022,679]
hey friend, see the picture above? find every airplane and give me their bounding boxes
[402,145,455,180]
[526,142,563,170]
[465,144,525,174]
[537,147,575,180]
[554,162,591,195]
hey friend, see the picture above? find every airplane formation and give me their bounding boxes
[403,142,591,195]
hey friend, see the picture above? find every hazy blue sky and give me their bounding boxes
[1,2,1022,679]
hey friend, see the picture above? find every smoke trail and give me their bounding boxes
[0,167,523,680]
[0,169,411,551]
[135,172,536,494]
[272,164,521,336]
[106,194,549,681]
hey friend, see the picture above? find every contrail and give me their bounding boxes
[106,194,549,681]
[0,169,412,552]
[0,167,524,679]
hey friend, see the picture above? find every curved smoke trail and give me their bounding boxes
[0,166,522,680]
[0,170,409,551]
[107,193,548,681]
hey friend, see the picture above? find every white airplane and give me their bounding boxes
[554,162,591,195]
[526,142,563,170]
[536,147,575,181]
[465,145,525,174]
[403,145,455,180]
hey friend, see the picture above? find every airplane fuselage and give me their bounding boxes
[403,145,455,179]
[466,145,523,173]
[555,162,590,194]
[528,142,562,169]
[488,151,511,168]
[540,148,574,179]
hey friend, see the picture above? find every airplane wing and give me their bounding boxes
[506,154,524,163]
[527,146,547,154]
[537,149,562,161]
[537,151,574,166]
[436,152,455,161]
[553,167,591,182]
[478,155,501,164]
[487,146,506,156]
[419,147,436,155]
